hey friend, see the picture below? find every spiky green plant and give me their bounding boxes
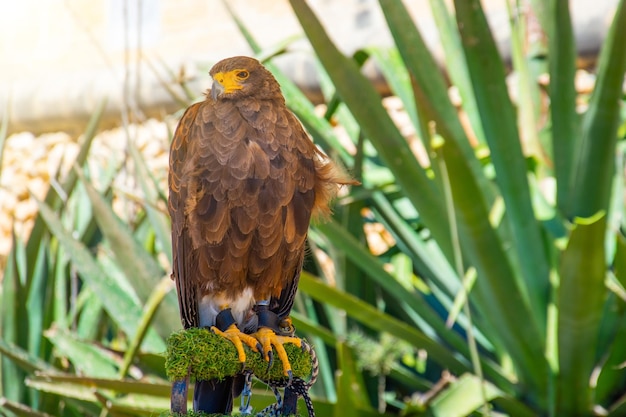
[276,0,626,415]
[2,1,626,416]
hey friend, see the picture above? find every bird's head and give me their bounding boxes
[209,56,282,101]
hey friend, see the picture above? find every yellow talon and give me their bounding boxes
[211,324,260,364]
[252,327,301,376]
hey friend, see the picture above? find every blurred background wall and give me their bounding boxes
[0,0,618,135]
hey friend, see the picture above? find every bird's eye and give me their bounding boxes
[236,70,249,79]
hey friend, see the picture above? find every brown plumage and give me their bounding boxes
[168,56,353,333]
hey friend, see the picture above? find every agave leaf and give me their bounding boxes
[453,0,550,334]
[119,277,175,379]
[377,0,493,207]
[314,218,518,391]
[25,242,49,359]
[614,232,626,289]
[570,0,626,218]
[0,398,54,417]
[434,138,548,393]
[370,191,459,297]
[27,374,337,417]
[26,374,171,397]
[375,6,548,372]
[127,139,172,260]
[76,169,179,337]
[300,272,474,378]
[34,197,165,352]
[74,288,104,341]
[608,394,626,416]
[45,329,120,379]
[366,47,419,132]
[428,373,501,417]
[557,213,607,413]
[25,99,107,263]
[0,338,59,375]
[0,97,8,173]
[547,0,579,214]
[334,341,372,417]
[1,232,27,401]
[594,296,626,408]
[77,169,163,295]
[52,244,70,329]
[290,0,462,270]
[507,0,548,166]
[290,312,336,347]
[429,0,486,146]
[313,220,469,354]
[24,379,98,403]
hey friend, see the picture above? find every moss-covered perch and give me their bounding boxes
[165,327,313,382]
[164,413,298,417]
[163,412,298,417]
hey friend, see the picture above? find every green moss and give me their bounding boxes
[163,413,298,417]
[165,328,313,382]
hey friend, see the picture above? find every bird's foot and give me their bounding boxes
[211,324,261,366]
[252,326,302,380]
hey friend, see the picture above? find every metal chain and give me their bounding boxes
[254,340,319,417]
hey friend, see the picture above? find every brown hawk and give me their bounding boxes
[168,56,354,413]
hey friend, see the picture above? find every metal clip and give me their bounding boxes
[240,371,253,415]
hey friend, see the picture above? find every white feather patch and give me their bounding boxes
[197,287,255,328]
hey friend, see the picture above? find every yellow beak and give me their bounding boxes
[211,71,244,99]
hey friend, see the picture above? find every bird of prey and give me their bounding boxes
[168,56,354,413]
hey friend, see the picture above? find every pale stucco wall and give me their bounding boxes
[0,0,618,134]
